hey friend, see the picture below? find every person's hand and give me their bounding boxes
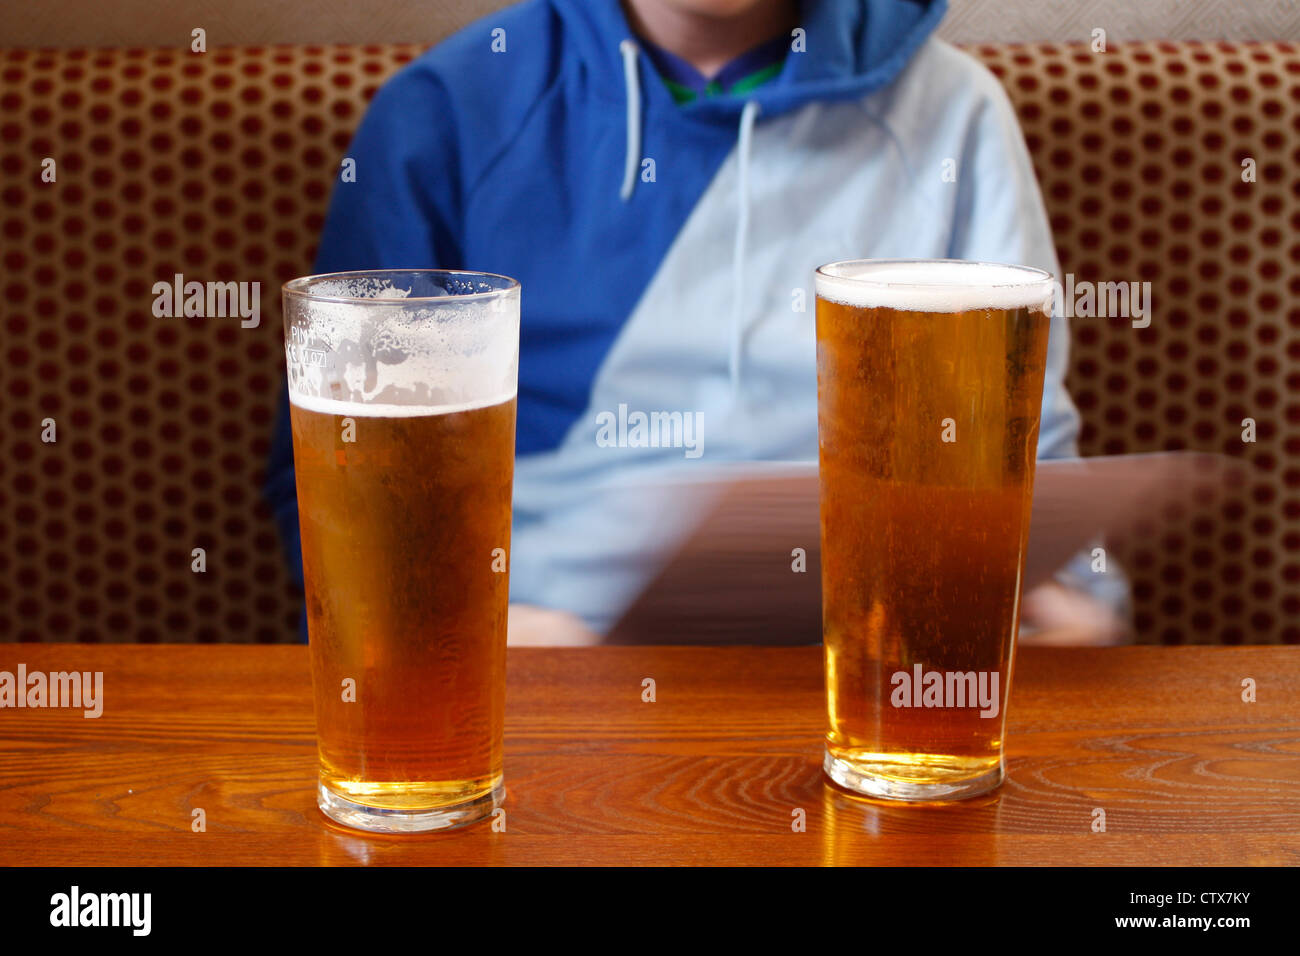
[1019,582,1129,646]
[507,603,602,646]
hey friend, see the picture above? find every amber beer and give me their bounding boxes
[814,259,1054,800]
[283,270,519,832]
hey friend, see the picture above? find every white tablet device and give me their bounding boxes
[605,453,1236,644]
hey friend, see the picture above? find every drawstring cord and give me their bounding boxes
[730,99,760,391]
[619,39,641,202]
[618,38,760,392]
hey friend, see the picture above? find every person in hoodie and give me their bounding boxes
[264,0,1130,645]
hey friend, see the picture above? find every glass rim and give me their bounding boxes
[282,268,520,305]
[814,258,1054,291]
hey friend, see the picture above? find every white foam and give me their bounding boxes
[284,288,520,415]
[815,260,1054,312]
[289,390,515,418]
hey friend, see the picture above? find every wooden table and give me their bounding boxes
[0,645,1296,866]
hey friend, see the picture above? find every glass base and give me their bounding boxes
[823,749,1003,802]
[317,780,503,833]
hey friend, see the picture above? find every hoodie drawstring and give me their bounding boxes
[619,39,641,202]
[618,39,759,392]
[730,99,760,391]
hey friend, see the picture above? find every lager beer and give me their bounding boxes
[814,259,1054,800]
[283,270,519,832]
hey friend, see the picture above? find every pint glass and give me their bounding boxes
[282,270,519,831]
[814,259,1054,800]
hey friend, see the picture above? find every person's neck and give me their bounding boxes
[622,1,798,79]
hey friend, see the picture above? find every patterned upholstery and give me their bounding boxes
[0,41,1295,644]
[980,42,1299,644]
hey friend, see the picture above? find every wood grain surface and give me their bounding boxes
[0,645,1296,866]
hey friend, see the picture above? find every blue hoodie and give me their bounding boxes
[266,0,1124,636]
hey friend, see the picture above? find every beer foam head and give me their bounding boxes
[288,392,510,418]
[282,270,519,410]
[815,259,1054,313]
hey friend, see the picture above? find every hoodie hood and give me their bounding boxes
[550,1,948,394]
[550,0,948,122]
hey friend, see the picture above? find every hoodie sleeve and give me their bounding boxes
[944,72,1131,622]
[263,65,464,611]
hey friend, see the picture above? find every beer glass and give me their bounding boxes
[282,270,519,832]
[814,259,1054,801]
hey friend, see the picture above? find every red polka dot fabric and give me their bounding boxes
[0,44,423,643]
[978,41,1300,645]
[0,41,1295,644]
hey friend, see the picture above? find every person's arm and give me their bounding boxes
[262,67,463,633]
[945,68,1131,642]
